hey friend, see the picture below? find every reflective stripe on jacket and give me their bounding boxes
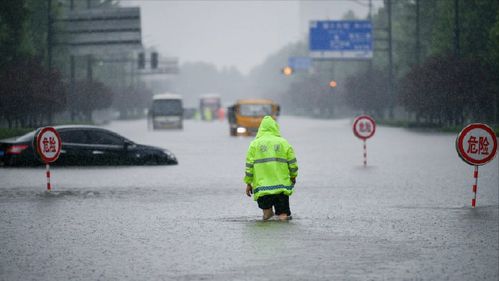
[244,116,298,201]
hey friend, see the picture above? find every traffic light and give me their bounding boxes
[282,66,293,76]
[138,52,145,69]
[329,80,337,88]
[151,52,158,69]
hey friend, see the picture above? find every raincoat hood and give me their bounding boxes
[256,116,280,138]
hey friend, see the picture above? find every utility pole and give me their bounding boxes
[47,0,54,124]
[70,55,76,121]
[47,0,53,71]
[387,0,394,119]
[415,0,421,65]
[368,0,373,21]
[454,0,460,56]
[69,1,76,121]
[368,0,373,72]
[85,0,93,83]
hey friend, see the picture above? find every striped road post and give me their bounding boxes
[471,166,478,208]
[363,140,367,166]
[353,115,376,167]
[35,127,62,191]
[456,123,497,208]
[46,163,52,191]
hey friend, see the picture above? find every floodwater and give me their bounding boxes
[1,117,498,281]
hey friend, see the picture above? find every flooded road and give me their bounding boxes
[1,117,498,280]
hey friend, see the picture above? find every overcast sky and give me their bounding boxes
[123,0,382,74]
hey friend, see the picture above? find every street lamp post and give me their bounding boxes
[387,0,394,119]
[47,0,53,71]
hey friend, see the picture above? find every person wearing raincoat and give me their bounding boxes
[244,116,299,220]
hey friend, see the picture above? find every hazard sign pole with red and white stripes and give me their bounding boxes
[456,123,497,208]
[35,127,62,192]
[471,166,478,208]
[353,115,376,167]
[363,140,367,166]
[46,163,51,191]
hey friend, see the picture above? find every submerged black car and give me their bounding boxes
[0,125,178,166]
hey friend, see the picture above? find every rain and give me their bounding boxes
[1,1,498,280]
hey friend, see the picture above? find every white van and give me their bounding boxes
[149,93,183,130]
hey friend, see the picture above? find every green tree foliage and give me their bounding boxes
[0,0,32,69]
[1,0,129,126]
[72,80,113,121]
[0,0,69,128]
[285,74,336,118]
[344,0,499,124]
[430,0,499,60]
[344,68,389,118]
[399,55,495,126]
[490,9,499,63]
[399,0,499,125]
[24,0,50,61]
[0,58,66,128]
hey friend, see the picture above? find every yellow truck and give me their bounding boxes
[227,99,280,136]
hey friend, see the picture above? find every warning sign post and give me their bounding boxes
[456,123,497,208]
[353,115,376,166]
[35,127,62,191]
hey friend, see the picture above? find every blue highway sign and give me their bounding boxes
[309,20,373,59]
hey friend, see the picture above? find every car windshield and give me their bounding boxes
[152,100,183,115]
[239,104,273,117]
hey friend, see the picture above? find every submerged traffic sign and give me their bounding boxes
[35,127,62,163]
[353,115,376,166]
[353,115,376,140]
[35,127,62,191]
[456,123,497,208]
[456,123,497,166]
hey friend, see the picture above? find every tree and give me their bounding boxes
[0,0,33,70]
[400,54,496,126]
[72,80,113,121]
[344,68,389,118]
[0,57,66,127]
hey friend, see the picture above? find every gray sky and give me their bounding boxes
[124,0,381,74]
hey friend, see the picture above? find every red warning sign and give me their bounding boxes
[353,115,376,140]
[35,127,62,164]
[456,123,497,166]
